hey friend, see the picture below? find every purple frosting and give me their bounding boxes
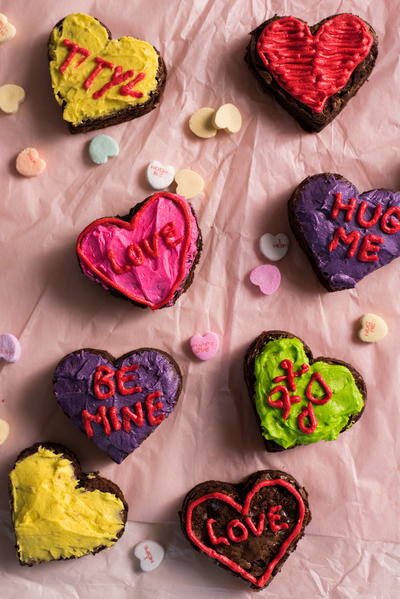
[291,174,400,290]
[53,349,181,463]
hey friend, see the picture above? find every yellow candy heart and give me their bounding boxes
[212,103,242,133]
[175,169,205,199]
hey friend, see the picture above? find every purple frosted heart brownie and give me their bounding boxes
[53,348,182,463]
[288,173,400,291]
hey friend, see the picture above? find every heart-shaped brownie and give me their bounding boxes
[9,443,128,565]
[48,13,166,133]
[53,348,182,463]
[245,14,378,132]
[181,470,311,590]
[76,192,202,309]
[244,331,366,452]
[289,173,400,291]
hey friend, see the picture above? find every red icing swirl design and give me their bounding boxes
[256,14,373,113]
[185,479,305,588]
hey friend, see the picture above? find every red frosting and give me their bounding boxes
[256,14,374,113]
[185,479,305,588]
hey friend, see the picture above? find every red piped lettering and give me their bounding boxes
[267,385,301,420]
[356,201,382,228]
[267,505,289,533]
[227,520,248,543]
[272,360,309,391]
[298,402,318,434]
[206,519,230,546]
[116,365,142,396]
[357,234,383,262]
[109,406,121,431]
[92,65,134,99]
[121,403,144,432]
[94,365,116,400]
[245,513,265,537]
[331,193,357,222]
[160,222,183,248]
[108,249,132,274]
[128,243,144,266]
[145,391,165,426]
[120,72,146,98]
[305,373,332,405]
[82,406,111,437]
[328,227,361,257]
[380,206,400,234]
[142,233,160,258]
[84,56,114,89]
[59,39,90,74]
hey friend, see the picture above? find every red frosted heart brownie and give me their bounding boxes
[48,13,166,133]
[245,14,378,132]
[181,470,311,590]
[76,192,202,309]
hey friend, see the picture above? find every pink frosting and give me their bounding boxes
[77,193,200,309]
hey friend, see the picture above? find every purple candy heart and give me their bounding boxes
[289,173,400,291]
[53,348,182,463]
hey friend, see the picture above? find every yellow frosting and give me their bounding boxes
[49,13,160,125]
[9,446,125,563]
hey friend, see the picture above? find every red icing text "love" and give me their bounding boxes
[207,505,288,546]
[59,39,146,100]
[328,192,400,262]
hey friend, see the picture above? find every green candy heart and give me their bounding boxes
[253,336,365,448]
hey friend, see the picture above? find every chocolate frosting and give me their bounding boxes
[53,349,181,463]
[290,174,400,290]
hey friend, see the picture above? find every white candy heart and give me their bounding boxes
[212,103,242,133]
[175,169,204,199]
[0,333,21,362]
[259,233,289,261]
[134,540,164,572]
[359,313,388,343]
[146,161,175,190]
[0,84,25,114]
[0,14,16,43]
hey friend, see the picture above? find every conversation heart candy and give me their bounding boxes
[0,334,21,362]
[190,333,220,360]
[134,540,164,572]
[358,313,388,343]
[259,233,289,261]
[212,103,242,133]
[189,107,217,138]
[0,420,10,445]
[0,14,16,43]
[0,84,25,114]
[89,134,119,165]
[146,161,175,190]
[175,169,204,199]
[250,265,281,295]
[16,148,46,177]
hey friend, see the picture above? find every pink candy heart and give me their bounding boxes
[250,265,281,295]
[16,147,46,177]
[190,333,219,360]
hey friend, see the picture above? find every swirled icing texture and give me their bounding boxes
[77,194,199,308]
[257,14,373,113]
[53,349,181,463]
[254,337,364,449]
[9,446,125,563]
[292,174,400,290]
[49,13,159,125]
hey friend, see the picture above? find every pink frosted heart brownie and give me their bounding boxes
[76,192,202,309]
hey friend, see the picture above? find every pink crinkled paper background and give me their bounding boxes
[0,0,399,597]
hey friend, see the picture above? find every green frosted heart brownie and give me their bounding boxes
[244,331,366,451]
[48,13,166,133]
[9,442,128,565]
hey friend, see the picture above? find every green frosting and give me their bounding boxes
[49,14,159,125]
[254,337,364,448]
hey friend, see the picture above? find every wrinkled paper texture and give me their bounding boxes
[0,0,399,596]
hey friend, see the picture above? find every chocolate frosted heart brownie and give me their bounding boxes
[288,173,400,291]
[245,14,378,132]
[48,13,166,133]
[9,443,128,565]
[53,348,182,463]
[181,470,311,590]
[76,192,202,309]
[244,331,366,452]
